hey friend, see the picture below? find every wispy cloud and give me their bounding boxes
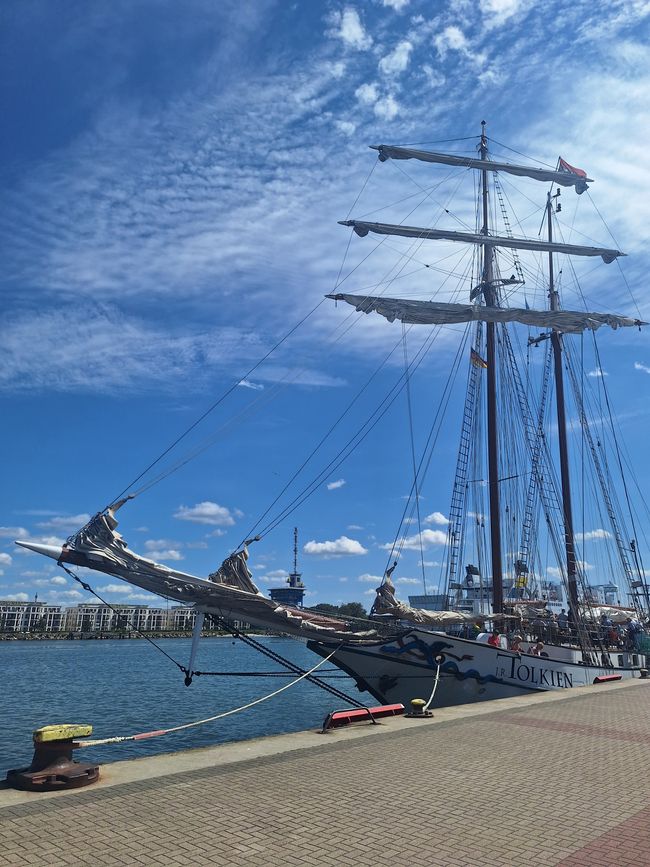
[0,527,28,539]
[357,572,382,582]
[326,478,346,490]
[36,514,90,531]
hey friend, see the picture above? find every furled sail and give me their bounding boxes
[20,509,381,643]
[327,293,645,333]
[339,220,624,264]
[371,145,592,194]
[372,574,478,625]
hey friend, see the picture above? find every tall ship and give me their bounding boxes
[18,124,650,709]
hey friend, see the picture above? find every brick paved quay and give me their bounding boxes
[1,678,650,867]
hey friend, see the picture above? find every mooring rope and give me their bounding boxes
[78,644,343,749]
[423,659,442,713]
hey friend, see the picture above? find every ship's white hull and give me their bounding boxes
[309,629,645,708]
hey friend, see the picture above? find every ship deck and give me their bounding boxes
[1,678,649,866]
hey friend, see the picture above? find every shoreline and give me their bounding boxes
[0,631,263,642]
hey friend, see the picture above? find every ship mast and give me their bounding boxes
[547,190,579,616]
[479,121,504,614]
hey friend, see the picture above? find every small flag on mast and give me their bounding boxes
[558,157,587,179]
[470,348,488,369]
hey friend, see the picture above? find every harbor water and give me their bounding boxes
[0,636,359,774]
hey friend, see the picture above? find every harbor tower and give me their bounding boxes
[269,528,306,608]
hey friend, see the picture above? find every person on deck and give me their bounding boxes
[529,641,544,656]
[511,634,524,653]
[487,629,501,648]
[625,617,642,651]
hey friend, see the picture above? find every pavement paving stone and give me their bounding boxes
[1,679,649,866]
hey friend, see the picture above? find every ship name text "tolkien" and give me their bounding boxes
[495,652,574,688]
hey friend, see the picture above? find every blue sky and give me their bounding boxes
[2,0,650,612]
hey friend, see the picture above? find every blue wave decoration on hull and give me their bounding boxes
[381,636,505,686]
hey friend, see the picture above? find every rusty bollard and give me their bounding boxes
[6,724,100,792]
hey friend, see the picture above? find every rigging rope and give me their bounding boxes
[104,298,329,509]
[402,323,427,594]
[77,644,344,749]
[58,562,189,675]
[208,618,367,707]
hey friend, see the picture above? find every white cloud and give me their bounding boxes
[347,524,364,530]
[265,569,289,579]
[328,8,373,50]
[207,528,227,538]
[0,526,28,539]
[576,529,613,542]
[547,561,593,579]
[587,368,608,378]
[355,82,379,105]
[374,94,400,120]
[36,514,90,531]
[326,478,346,490]
[0,553,12,567]
[304,536,368,557]
[50,575,67,586]
[49,589,84,600]
[378,41,413,76]
[357,573,383,583]
[635,362,650,374]
[144,547,184,562]
[434,26,469,59]
[382,0,409,9]
[382,529,447,551]
[6,593,29,602]
[396,577,420,585]
[174,501,238,526]
[144,538,181,550]
[238,379,264,390]
[98,583,131,594]
[480,0,525,28]
[424,511,450,526]
[335,120,356,136]
[421,64,445,89]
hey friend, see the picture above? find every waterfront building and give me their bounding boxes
[0,600,64,633]
[64,603,171,633]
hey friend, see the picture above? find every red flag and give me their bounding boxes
[558,157,587,179]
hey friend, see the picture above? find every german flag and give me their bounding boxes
[470,348,488,369]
